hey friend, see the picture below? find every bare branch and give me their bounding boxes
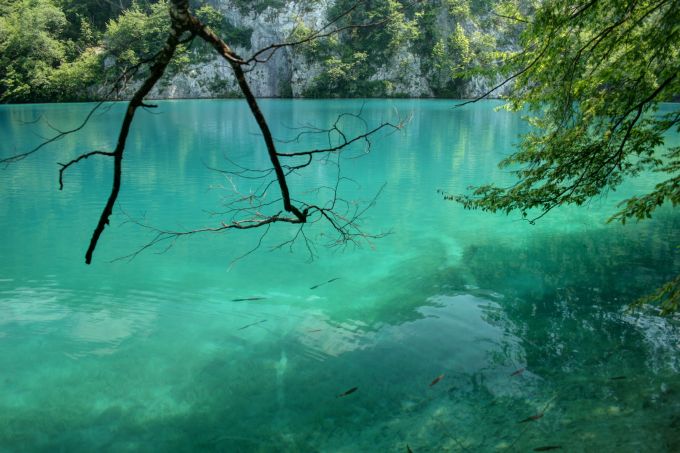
[244,0,390,66]
[84,0,191,264]
[7,0,398,264]
[455,37,553,107]
[1,102,106,165]
[229,223,273,268]
[277,119,406,158]
[490,11,529,23]
[114,211,304,262]
[0,40,175,167]
[58,151,115,190]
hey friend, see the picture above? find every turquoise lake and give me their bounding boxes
[1,99,679,452]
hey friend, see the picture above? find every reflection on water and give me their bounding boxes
[0,100,679,451]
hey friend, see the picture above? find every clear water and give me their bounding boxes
[1,100,679,452]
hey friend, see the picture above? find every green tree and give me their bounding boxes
[454,0,680,312]
[303,0,419,97]
[0,0,69,101]
[56,0,136,31]
[412,0,510,97]
[0,0,122,102]
[103,0,172,70]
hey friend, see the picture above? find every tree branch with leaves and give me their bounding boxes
[446,0,680,312]
[451,0,680,223]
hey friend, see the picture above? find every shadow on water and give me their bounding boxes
[462,213,679,308]
[438,212,680,451]
[457,211,680,369]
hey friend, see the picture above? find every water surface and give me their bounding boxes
[1,100,679,451]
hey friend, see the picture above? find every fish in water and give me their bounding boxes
[610,376,626,380]
[510,367,526,377]
[336,386,358,398]
[429,374,445,387]
[238,320,266,330]
[310,277,341,290]
[308,329,322,333]
[519,413,544,423]
[533,446,562,451]
[231,297,266,302]
[406,444,414,453]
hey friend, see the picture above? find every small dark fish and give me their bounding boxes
[519,413,544,423]
[310,277,341,290]
[231,297,266,302]
[238,320,266,331]
[533,446,562,451]
[336,386,358,398]
[510,367,526,377]
[406,444,414,453]
[308,329,322,333]
[429,374,445,387]
[610,376,627,380]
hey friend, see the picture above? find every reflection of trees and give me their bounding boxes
[465,214,679,307]
[461,213,680,371]
[448,213,680,450]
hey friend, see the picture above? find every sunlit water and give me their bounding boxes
[1,100,679,452]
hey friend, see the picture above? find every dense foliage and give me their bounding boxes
[0,0,90,101]
[457,0,680,224]
[0,0,252,102]
[295,0,516,97]
[453,0,680,313]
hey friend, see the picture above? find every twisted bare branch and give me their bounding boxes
[4,0,402,264]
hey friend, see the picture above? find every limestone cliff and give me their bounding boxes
[150,0,516,99]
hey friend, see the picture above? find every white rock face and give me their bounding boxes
[369,52,434,97]
[145,0,502,99]
[149,0,330,98]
